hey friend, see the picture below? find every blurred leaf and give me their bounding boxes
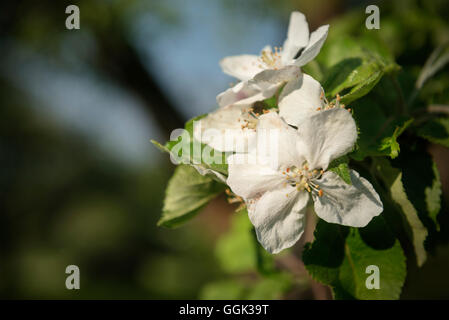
[301,60,324,82]
[416,43,449,90]
[215,211,258,274]
[199,280,246,299]
[158,165,226,228]
[246,273,292,300]
[417,117,449,148]
[303,219,406,300]
[215,210,275,275]
[253,230,277,276]
[328,156,351,185]
[199,273,292,300]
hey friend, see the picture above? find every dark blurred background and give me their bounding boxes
[0,0,448,299]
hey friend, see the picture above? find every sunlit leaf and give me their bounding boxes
[158,165,226,228]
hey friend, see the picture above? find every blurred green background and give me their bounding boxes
[1,0,448,299]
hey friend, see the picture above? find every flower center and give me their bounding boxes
[282,164,324,197]
[259,47,283,70]
[239,106,271,130]
[316,93,352,113]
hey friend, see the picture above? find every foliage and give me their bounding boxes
[154,0,449,300]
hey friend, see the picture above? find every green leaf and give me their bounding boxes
[390,173,428,266]
[319,36,399,105]
[375,153,443,266]
[152,115,229,176]
[339,70,384,105]
[392,145,443,248]
[375,158,428,267]
[303,219,406,300]
[328,156,351,184]
[261,95,278,109]
[379,118,414,159]
[158,165,226,228]
[150,139,170,153]
[426,162,442,231]
[323,57,384,105]
[417,117,449,148]
[350,98,413,161]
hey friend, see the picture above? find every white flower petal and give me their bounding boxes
[248,187,309,254]
[278,73,325,127]
[193,165,226,183]
[256,112,305,170]
[219,55,263,81]
[294,25,329,67]
[253,65,301,84]
[227,153,285,200]
[216,81,278,108]
[193,104,256,152]
[313,170,383,227]
[282,11,310,64]
[296,108,357,170]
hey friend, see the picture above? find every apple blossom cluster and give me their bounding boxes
[191,11,384,254]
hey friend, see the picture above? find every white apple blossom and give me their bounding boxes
[193,70,314,153]
[278,73,327,127]
[226,109,383,254]
[216,78,278,108]
[193,101,259,152]
[220,11,329,84]
[193,71,332,152]
[193,11,329,153]
[214,11,328,114]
